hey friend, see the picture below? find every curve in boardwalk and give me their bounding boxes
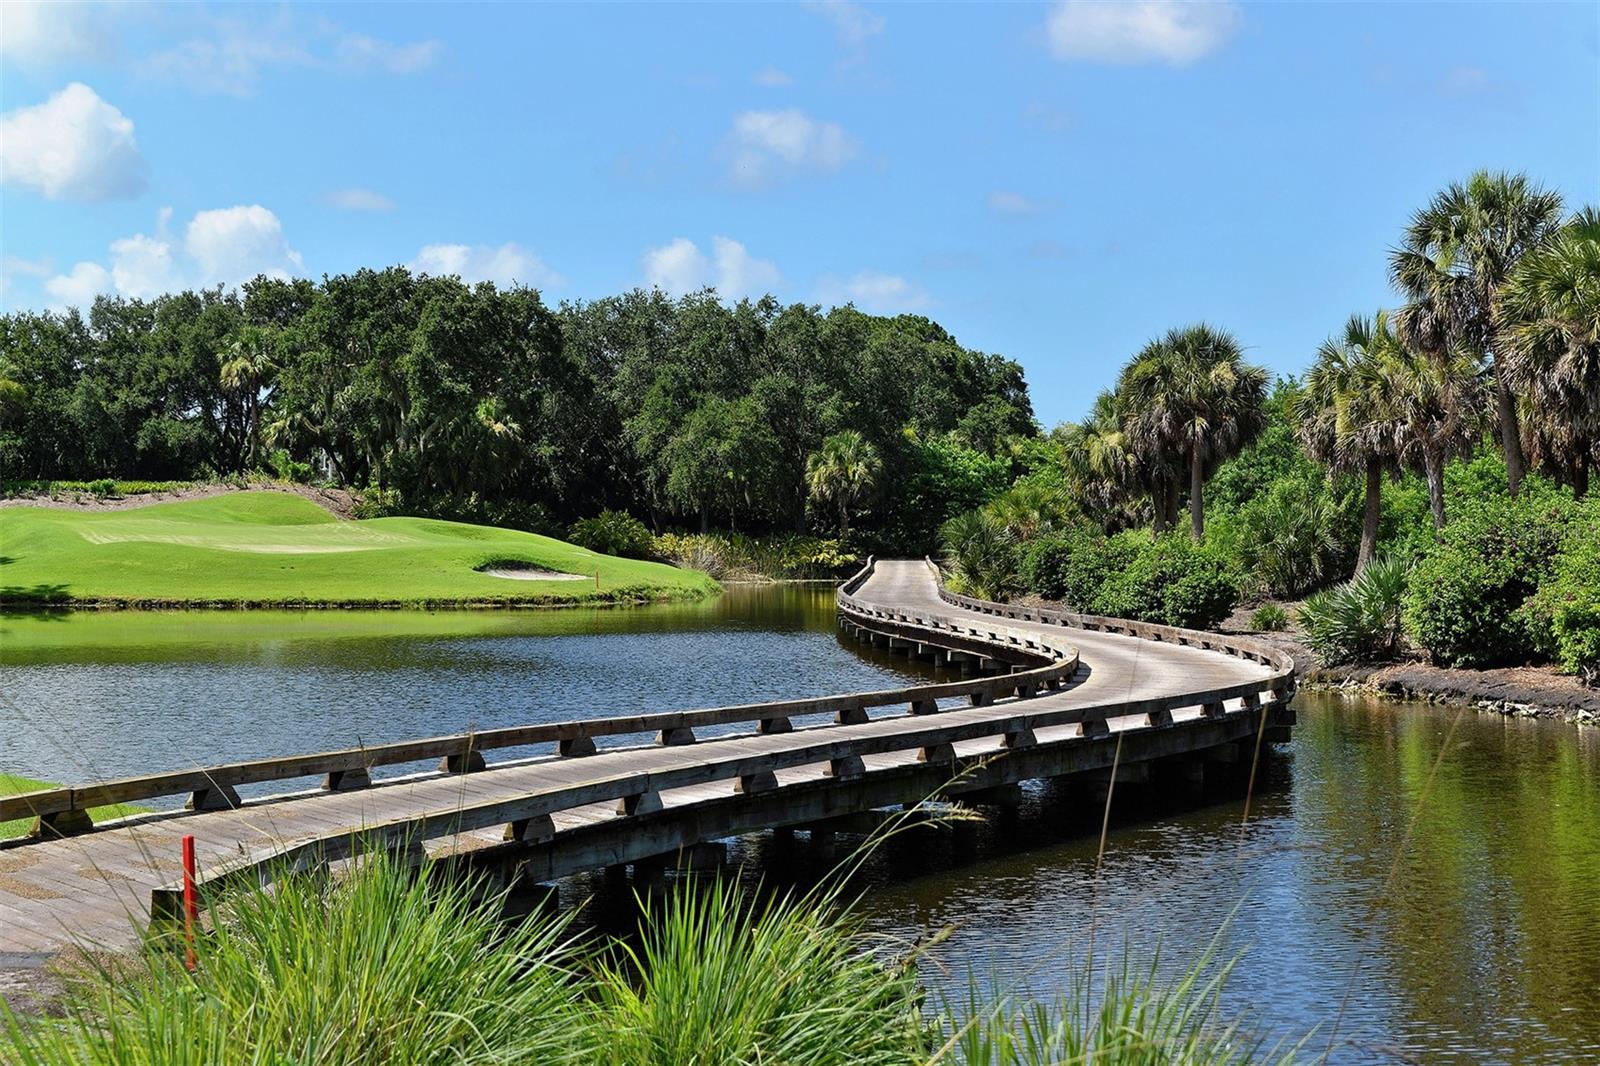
[0,560,1292,956]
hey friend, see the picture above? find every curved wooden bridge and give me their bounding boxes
[0,559,1294,955]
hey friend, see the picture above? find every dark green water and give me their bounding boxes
[3,586,1597,1062]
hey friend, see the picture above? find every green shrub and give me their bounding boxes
[568,509,654,559]
[266,449,313,483]
[1526,510,1600,685]
[1402,492,1574,668]
[650,532,857,580]
[941,509,1019,602]
[1090,533,1239,630]
[1019,527,1138,608]
[1298,555,1410,666]
[1232,475,1352,598]
[1250,604,1288,632]
[86,478,117,498]
[351,486,402,519]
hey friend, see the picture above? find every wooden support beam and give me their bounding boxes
[758,716,793,735]
[616,791,663,816]
[910,697,939,715]
[1003,727,1036,750]
[30,809,94,839]
[737,771,779,795]
[835,706,869,725]
[323,767,370,791]
[187,783,242,811]
[656,726,696,746]
[919,742,956,765]
[504,814,556,844]
[968,690,993,707]
[1146,708,1174,728]
[827,754,866,781]
[1080,719,1110,737]
[558,736,597,757]
[438,752,487,775]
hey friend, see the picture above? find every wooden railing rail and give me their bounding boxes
[3,557,1079,834]
[153,651,1285,916]
[923,557,1296,692]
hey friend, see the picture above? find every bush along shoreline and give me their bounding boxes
[1,845,1305,1065]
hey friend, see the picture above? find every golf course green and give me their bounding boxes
[0,492,719,607]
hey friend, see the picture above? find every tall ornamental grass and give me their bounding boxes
[4,849,1300,1065]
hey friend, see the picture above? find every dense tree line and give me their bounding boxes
[938,170,1597,682]
[0,273,1033,551]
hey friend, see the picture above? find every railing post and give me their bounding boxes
[559,736,597,757]
[187,783,242,811]
[656,726,696,746]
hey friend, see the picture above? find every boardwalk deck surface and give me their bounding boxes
[0,560,1274,955]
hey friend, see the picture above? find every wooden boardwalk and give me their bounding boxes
[0,560,1291,956]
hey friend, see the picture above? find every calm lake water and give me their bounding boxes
[3,586,1597,1063]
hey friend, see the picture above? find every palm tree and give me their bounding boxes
[805,429,880,537]
[1118,324,1267,540]
[1377,342,1484,528]
[1297,312,1407,570]
[219,325,280,472]
[1498,206,1600,497]
[1057,391,1146,531]
[1389,170,1565,495]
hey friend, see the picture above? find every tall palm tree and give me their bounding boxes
[219,325,280,472]
[805,429,880,537]
[1377,342,1484,528]
[1297,312,1407,570]
[1498,206,1600,498]
[1118,324,1267,540]
[1389,170,1565,495]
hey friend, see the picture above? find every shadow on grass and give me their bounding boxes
[1,584,72,606]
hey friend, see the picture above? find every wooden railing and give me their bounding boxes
[2,558,1079,838]
[924,557,1296,688]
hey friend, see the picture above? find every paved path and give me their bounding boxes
[0,560,1275,957]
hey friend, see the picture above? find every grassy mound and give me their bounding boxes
[0,492,718,607]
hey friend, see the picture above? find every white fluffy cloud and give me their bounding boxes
[110,232,181,299]
[642,237,780,299]
[815,271,929,314]
[186,205,304,287]
[1045,1,1240,66]
[727,109,855,186]
[409,243,563,288]
[0,2,116,65]
[753,66,794,87]
[44,262,113,309]
[40,205,305,310]
[0,83,147,201]
[803,1,885,49]
[325,187,396,211]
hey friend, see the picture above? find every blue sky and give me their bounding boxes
[2,1,1596,427]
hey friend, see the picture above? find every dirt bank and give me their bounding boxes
[1218,626,1599,725]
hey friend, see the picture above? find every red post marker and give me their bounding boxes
[181,834,198,971]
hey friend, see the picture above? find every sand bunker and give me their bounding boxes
[479,567,590,581]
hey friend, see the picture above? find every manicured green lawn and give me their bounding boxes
[0,773,144,839]
[0,492,719,607]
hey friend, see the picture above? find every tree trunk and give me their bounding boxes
[1189,443,1205,541]
[1492,360,1526,496]
[840,500,850,539]
[699,502,710,534]
[1573,457,1589,500]
[1424,450,1447,528]
[1150,480,1169,534]
[1166,478,1181,533]
[1358,460,1382,571]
